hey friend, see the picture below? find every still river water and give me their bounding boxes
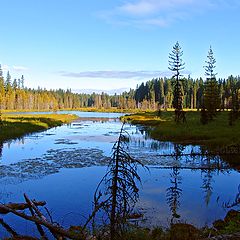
[0,111,239,237]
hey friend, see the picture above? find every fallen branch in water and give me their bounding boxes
[0,218,19,238]
[23,194,47,240]
[0,200,46,214]
[0,195,84,239]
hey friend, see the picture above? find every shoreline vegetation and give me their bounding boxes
[0,113,78,143]
[121,110,240,152]
[0,107,139,113]
[2,108,240,151]
[0,110,239,239]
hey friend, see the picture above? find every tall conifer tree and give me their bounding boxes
[169,42,186,122]
[203,46,220,119]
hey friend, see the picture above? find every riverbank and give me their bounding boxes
[122,210,240,240]
[0,113,78,142]
[0,107,139,114]
[121,111,240,151]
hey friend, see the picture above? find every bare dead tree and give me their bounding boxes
[93,123,146,240]
[223,184,240,208]
[0,124,146,240]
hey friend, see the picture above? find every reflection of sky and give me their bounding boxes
[0,167,106,238]
[0,166,239,237]
[7,111,125,119]
[0,111,239,236]
[1,117,123,165]
[137,168,239,227]
[0,111,210,167]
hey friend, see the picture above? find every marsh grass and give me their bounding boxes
[121,111,240,149]
[0,114,78,142]
[0,107,140,114]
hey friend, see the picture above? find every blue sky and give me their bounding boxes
[0,0,239,93]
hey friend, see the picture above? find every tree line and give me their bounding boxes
[0,54,239,112]
[136,43,240,123]
[134,75,240,111]
[0,67,134,111]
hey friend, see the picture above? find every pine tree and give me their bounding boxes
[203,46,220,120]
[21,75,25,89]
[5,71,12,92]
[159,78,165,106]
[0,65,5,110]
[169,41,186,122]
[0,64,3,78]
[12,79,18,90]
[228,75,239,125]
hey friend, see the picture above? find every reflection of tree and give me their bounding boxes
[201,169,214,206]
[93,124,145,239]
[0,141,3,158]
[173,144,185,157]
[166,167,182,223]
[201,155,216,206]
[224,184,240,208]
[0,125,145,239]
[166,144,184,223]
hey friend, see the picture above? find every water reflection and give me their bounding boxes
[166,144,184,224]
[201,168,214,206]
[0,113,238,230]
[166,167,182,223]
[0,142,3,158]
[140,125,240,171]
[224,184,240,208]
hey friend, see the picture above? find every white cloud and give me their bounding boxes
[2,65,9,71]
[73,88,129,95]
[118,0,195,16]
[58,70,173,79]
[0,64,29,73]
[119,1,159,16]
[13,66,29,72]
[99,0,238,28]
[140,18,169,27]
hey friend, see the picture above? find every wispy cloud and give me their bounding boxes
[118,0,195,16]
[2,65,9,71]
[0,64,29,72]
[58,70,176,79]
[73,88,129,95]
[99,0,238,28]
[13,66,29,72]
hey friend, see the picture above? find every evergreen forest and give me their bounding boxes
[0,65,239,112]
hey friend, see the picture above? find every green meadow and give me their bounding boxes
[121,110,240,150]
[0,114,78,142]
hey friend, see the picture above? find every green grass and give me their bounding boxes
[0,113,78,142]
[0,107,140,114]
[121,111,240,150]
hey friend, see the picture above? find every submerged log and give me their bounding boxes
[0,204,80,239]
[0,201,46,214]
[23,194,47,240]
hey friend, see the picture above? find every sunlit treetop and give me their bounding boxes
[204,46,217,79]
